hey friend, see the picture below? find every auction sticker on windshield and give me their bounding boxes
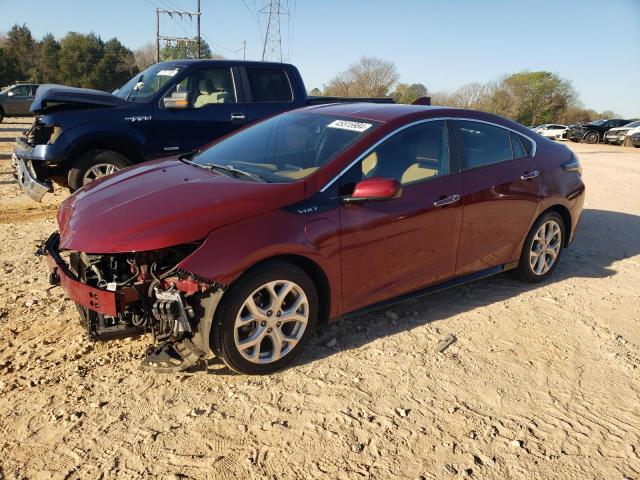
[327,120,373,133]
[157,69,180,77]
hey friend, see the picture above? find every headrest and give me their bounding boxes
[199,79,214,94]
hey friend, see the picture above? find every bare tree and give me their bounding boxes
[134,43,156,71]
[323,56,399,97]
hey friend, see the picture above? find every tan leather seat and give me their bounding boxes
[401,163,438,183]
[361,152,378,176]
[194,79,229,108]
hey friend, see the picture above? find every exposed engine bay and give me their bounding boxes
[43,232,225,372]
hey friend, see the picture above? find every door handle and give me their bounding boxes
[521,170,540,180]
[230,113,246,124]
[433,194,460,207]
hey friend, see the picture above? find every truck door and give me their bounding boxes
[152,67,247,157]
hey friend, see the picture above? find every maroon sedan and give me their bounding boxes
[44,103,585,374]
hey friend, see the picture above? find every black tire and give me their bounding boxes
[513,211,566,283]
[212,261,319,374]
[583,131,599,144]
[67,149,131,192]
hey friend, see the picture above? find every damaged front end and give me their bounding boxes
[42,232,225,372]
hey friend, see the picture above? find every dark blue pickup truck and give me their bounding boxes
[13,60,393,201]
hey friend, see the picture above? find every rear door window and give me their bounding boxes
[455,120,514,169]
[246,68,293,102]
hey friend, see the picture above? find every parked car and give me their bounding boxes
[603,120,640,145]
[534,124,568,140]
[566,118,634,143]
[628,131,640,148]
[0,83,39,122]
[42,103,585,374]
[12,60,392,201]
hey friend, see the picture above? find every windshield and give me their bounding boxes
[623,121,640,129]
[589,120,605,126]
[112,64,183,102]
[191,112,379,183]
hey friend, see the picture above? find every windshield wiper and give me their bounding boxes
[181,157,265,183]
[205,164,265,183]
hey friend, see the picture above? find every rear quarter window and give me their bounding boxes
[246,68,293,102]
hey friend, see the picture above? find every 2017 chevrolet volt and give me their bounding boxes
[44,103,585,374]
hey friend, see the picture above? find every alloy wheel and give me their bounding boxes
[234,280,309,364]
[529,220,562,276]
[82,163,120,184]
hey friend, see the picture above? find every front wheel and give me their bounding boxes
[212,261,319,374]
[584,131,599,144]
[513,212,565,283]
[67,149,131,191]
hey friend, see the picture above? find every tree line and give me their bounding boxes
[0,24,216,92]
[0,24,620,125]
[317,57,621,126]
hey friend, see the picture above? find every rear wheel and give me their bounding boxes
[513,212,565,283]
[67,149,131,191]
[212,261,318,374]
[584,131,599,144]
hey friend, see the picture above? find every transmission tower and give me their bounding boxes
[155,0,201,62]
[261,0,288,61]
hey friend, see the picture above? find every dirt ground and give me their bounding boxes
[0,117,638,480]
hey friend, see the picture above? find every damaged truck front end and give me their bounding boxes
[42,232,226,372]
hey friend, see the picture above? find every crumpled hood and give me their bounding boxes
[57,159,304,253]
[31,84,128,113]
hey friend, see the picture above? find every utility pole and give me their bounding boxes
[242,40,246,60]
[156,9,160,63]
[196,0,201,59]
[261,0,287,61]
[155,1,202,62]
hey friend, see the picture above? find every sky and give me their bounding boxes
[2,0,639,117]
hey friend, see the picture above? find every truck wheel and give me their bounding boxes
[67,150,131,191]
[584,131,599,144]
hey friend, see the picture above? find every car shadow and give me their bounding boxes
[203,208,640,375]
[0,127,26,133]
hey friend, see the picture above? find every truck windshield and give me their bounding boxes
[113,64,184,103]
[191,112,379,183]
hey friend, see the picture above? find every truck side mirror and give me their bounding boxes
[163,92,189,110]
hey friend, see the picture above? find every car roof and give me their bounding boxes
[302,102,461,123]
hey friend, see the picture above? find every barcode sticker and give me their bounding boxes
[157,69,179,77]
[327,120,373,133]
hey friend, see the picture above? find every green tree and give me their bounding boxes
[161,38,220,61]
[33,33,60,83]
[57,32,104,88]
[392,82,428,104]
[323,57,399,97]
[3,24,35,81]
[499,71,578,125]
[93,38,137,91]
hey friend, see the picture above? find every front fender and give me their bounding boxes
[177,208,342,317]
[56,121,148,166]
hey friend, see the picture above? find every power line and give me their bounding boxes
[154,0,201,62]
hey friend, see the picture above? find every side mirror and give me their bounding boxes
[342,177,402,204]
[163,92,189,109]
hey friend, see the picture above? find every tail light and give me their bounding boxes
[561,152,582,176]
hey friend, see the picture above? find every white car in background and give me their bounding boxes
[534,124,568,140]
[604,120,640,145]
